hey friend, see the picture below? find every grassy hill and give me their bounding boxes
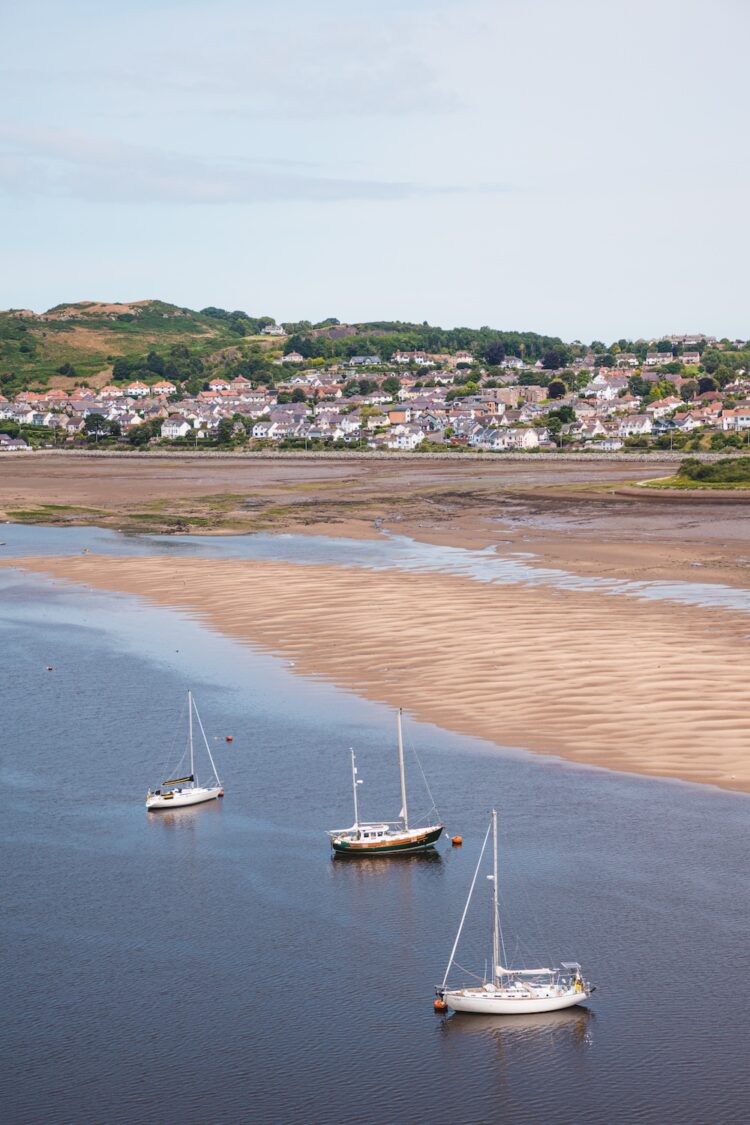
[0,298,573,397]
[0,300,281,395]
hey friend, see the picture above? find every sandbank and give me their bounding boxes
[8,553,750,795]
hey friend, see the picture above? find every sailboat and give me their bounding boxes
[327,709,444,856]
[146,691,224,811]
[437,810,594,1014]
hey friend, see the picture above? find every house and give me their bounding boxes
[644,352,673,367]
[672,411,703,432]
[386,424,425,450]
[615,353,639,368]
[572,419,607,441]
[0,433,30,451]
[681,351,701,366]
[646,395,682,419]
[392,351,435,367]
[99,385,124,399]
[387,407,412,425]
[160,414,193,439]
[125,381,150,398]
[280,352,305,364]
[592,437,624,451]
[208,378,231,392]
[721,407,750,432]
[348,355,381,367]
[151,380,177,396]
[618,414,653,437]
[614,394,642,412]
[261,324,286,335]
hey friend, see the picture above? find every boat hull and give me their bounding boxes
[146,786,223,810]
[443,987,586,1015]
[331,825,443,856]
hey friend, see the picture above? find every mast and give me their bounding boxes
[351,750,361,827]
[492,808,500,985]
[188,690,195,785]
[397,708,408,830]
[441,817,492,990]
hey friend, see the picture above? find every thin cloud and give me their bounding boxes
[0,125,426,205]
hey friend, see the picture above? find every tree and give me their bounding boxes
[484,341,506,365]
[542,349,563,370]
[128,422,154,447]
[547,404,574,423]
[146,351,165,375]
[382,375,400,396]
[84,413,110,440]
[701,348,721,373]
[291,388,307,403]
[547,377,567,399]
[216,417,234,444]
[697,375,718,395]
[628,374,651,399]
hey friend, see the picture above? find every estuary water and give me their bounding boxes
[3,522,750,614]
[1,534,749,1124]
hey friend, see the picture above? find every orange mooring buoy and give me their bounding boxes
[434,996,448,1012]
[225,735,233,743]
[451,835,463,846]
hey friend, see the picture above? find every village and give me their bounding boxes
[2,330,749,454]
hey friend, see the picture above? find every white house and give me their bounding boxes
[386,424,426,450]
[721,407,750,432]
[125,381,150,398]
[618,414,653,437]
[160,414,193,439]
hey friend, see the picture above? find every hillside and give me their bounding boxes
[0,300,282,395]
[0,299,573,396]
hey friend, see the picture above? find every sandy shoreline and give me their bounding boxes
[7,552,750,795]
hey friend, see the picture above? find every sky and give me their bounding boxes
[1,0,748,342]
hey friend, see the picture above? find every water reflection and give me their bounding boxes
[145,800,224,831]
[330,850,443,873]
[441,1006,594,1050]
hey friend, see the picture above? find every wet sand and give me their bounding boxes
[8,553,750,794]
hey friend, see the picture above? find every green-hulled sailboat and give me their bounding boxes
[327,709,444,857]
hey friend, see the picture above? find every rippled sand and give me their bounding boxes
[8,553,750,793]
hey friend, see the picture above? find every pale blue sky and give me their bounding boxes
[1,0,747,341]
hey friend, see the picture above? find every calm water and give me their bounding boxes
[1,565,749,1124]
[3,522,750,614]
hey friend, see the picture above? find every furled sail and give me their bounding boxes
[163,775,194,787]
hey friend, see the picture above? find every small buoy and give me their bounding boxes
[451,835,463,846]
[434,996,448,1012]
[225,735,233,743]
[47,666,54,672]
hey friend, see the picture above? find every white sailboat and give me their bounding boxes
[146,691,224,811]
[437,810,594,1014]
[327,709,444,856]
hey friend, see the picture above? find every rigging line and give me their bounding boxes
[406,732,441,821]
[451,960,486,984]
[441,819,492,991]
[501,819,555,969]
[159,693,188,780]
[192,699,221,785]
